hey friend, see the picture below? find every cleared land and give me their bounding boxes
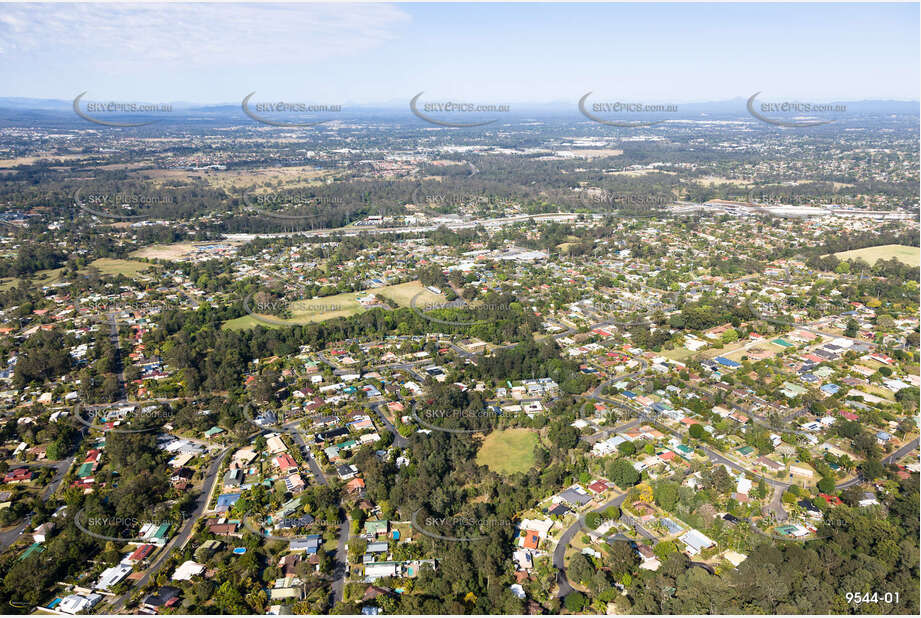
[569,148,624,159]
[375,280,446,308]
[695,176,753,188]
[224,291,366,330]
[87,258,152,278]
[139,165,333,190]
[833,244,919,267]
[475,428,539,475]
[661,347,697,361]
[130,241,243,260]
[224,281,447,330]
[0,267,66,291]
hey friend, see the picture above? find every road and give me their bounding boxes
[108,444,234,612]
[0,428,85,554]
[281,421,328,485]
[767,485,788,522]
[370,402,408,448]
[277,422,349,607]
[108,312,127,401]
[835,437,919,489]
[550,416,648,598]
[0,518,30,555]
[330,517,350,607]
[552,493,628,598]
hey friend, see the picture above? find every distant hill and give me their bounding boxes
[0,96,916,126]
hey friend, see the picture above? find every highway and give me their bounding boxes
[223,211,583,241]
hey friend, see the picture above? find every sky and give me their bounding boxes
[0,2,918,104]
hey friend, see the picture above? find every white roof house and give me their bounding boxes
[58,593,102,614]
[592,435,627,457]
[679,529,715,555]
[736,476,753,495]
[518,518,553,539]
[96,564,132,590]
[364,562,400,579]
[172,560,205,581]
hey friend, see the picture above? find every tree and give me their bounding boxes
[653,540,678,561]
[606,540,639,576]
[568,554,594,585]
[844,318,859,338]
[859,458,885,480]
[617,441,636,457]
[564,591,586,612]
[816,477,835,494]
[689,423,706,440]
[607,459,640,489]
[754,477,769,499]
[708,465,734,495]
[653,481,679,511]
[634,483,654,504]
[895,387,920,410]
[585,511,601,530]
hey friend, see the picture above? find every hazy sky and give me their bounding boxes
[1,2,918,103]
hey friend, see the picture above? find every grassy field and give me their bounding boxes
[130,242,201,260]
[87,258,152,278]
[224,281,446,330]
[0,267,67,291]
[661,346,697,361]
[0,259,150,293]
[695,176,753,188]
[224,291,366,330]
[833,244,919,267]
[375,280,446,308]
[476,428,539,475]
